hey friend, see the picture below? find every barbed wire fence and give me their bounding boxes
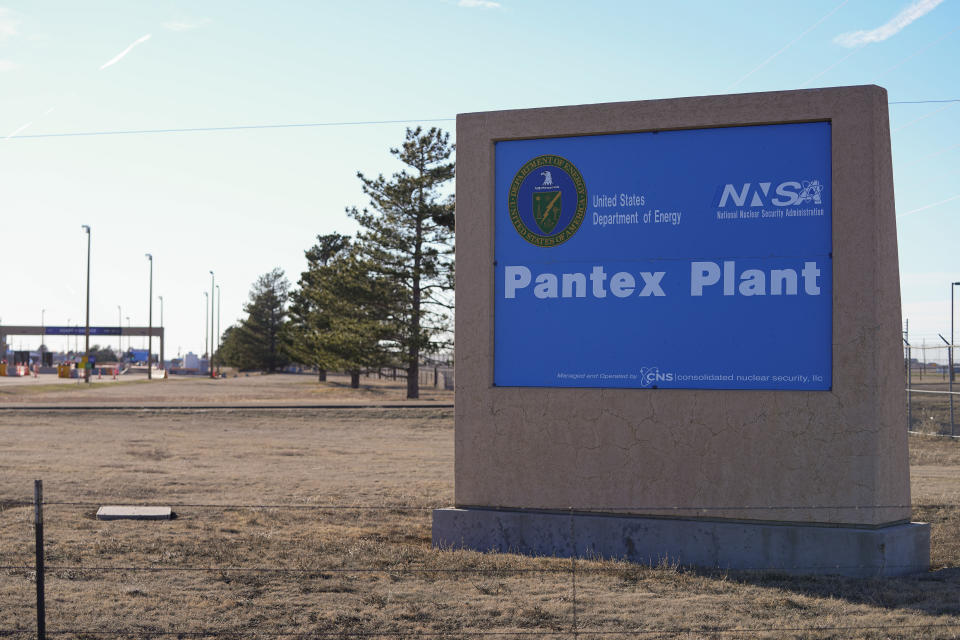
[3,481,960,639]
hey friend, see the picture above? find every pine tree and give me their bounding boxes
[219,268,291,372]
[286,234,395,386]
[348,127,455,399]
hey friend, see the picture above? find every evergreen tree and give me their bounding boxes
[348,126,455,399]
[219,268,291,372]
[287,235,396,388]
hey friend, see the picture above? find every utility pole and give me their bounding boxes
[81,225,91,383]
[146,253,153,380]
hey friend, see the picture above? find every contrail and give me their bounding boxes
[4,106,56,140]
[898,140,960,169]
[4,121,32,139]
[900,193,960,216]
[100,34,151,70]
[892,102,958,132]
[835,0,946,47]
[877,23,960,79]
[725,0,850,91]
[800,47,861,88]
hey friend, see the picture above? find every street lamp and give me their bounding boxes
[203,291,209,363]
[126,316,130,355]
[209,270,215,379]
[41,309,45,354]
[81,224,91,383]
[951,282,960,431]
[158,295,164,371]
[117,305,122,362]
[146,253,153,380]
[215,284,221,376]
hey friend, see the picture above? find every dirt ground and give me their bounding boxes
[0,370,454,406]
[1,376,960,638]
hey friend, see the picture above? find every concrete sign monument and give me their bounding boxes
[433,86,929,576]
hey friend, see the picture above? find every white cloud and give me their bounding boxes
[834,0,945,48]
[458,0,501,8]
[0,7,18,38]
[99,33,152,70]
[0,59,16,71]
[163,18,210,32]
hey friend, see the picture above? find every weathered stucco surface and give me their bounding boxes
[454,85,909,527]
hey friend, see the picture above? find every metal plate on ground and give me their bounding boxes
[96,506,172,520]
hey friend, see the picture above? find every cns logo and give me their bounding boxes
[508,154,588,247]
[639,367,673,387]
[717,179,824,208]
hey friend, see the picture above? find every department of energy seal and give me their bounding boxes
[508,154,587,247]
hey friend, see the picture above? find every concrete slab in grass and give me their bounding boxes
[96,506,172,521]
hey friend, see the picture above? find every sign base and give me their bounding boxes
[432,507,930,578]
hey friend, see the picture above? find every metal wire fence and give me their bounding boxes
[2,481,960,639]
[904,343,960,436]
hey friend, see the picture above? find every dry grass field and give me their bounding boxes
[1,375,960,638]
[905,379,960,436]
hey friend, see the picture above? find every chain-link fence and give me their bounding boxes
[904,342,960,436]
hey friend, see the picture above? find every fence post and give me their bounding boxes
[906,343,912,431]
[34,479,46,640]
[569,508,577,639]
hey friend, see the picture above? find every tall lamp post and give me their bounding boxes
[146,253,153,380]
[951,282,960,432]
[209,270,215,379]
[81,225,91,383]
[203,292,209,367]
[126,317,130,355]
[158,295,164,371]
[117,305,122,362]
[215,284,221,376]
[40,309,45,356]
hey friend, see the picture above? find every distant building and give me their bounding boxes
[182,352,200,370]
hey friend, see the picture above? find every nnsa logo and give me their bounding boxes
[717,180,823,208]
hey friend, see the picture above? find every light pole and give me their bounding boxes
[146,254,153,380]
[81,225,91,383]
[951,282,960,432]
[41,309,45,355]
[117,306,122,362]
[209,270,215,379]
[215,284,221,375]
[126,316,130,355]
[67,318,71,355]
[158,295,164,371]
[203,292,209,364]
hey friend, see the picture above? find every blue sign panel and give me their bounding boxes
[494,122,832,390]
[45,326,122,336]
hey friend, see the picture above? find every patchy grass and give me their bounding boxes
[0,389,959,637]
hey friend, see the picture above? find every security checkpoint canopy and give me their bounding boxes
[0,325,165,364]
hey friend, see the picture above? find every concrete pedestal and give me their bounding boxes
[433,508,930,578]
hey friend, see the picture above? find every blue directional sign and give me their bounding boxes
[494,122,832,390]
[45,326,122,336]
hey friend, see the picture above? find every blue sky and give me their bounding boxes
[1,0,958,358]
